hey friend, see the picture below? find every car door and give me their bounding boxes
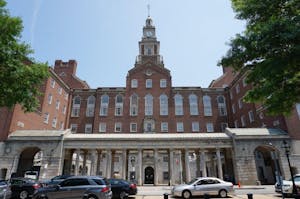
[48,179,78,199]
[10,179,24,197]
[194,179,210,196]
[109,179,122,198]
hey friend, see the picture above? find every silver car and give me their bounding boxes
[171,177,234,198]
[0,180,12,199]
[275,174,300,196]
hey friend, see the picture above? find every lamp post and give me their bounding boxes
[282,140,298,197]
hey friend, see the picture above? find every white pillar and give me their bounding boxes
[122,149,127,179]
[169,149,174,185]
[138,149,143,185]
[75,149,80,176]
[106,149,112,178]
[216,148,223,179]
[200,150,207,177]
[82,150,88,175]
[154,149,159,185]
[185,148,191,182]
[90,149,98,175]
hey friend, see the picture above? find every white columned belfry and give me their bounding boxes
[138,149,143,185]
[154,149,158,185]
[169,149,174,185]
[185,148,191,182]
[216,148,223,179]
[106,149,112,178]
[122,149,127,179]
[90,149,98,175]
[75,149,80,176]
[200,150,207,177]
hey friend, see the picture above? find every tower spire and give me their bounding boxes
[147,4,150,17]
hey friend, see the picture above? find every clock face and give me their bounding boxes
[146,31,153,37]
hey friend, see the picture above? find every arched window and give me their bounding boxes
[189,94,198,115]
[71,96,81,117]
[100,95,109,116]
[115,94,123,116]
[145,94,153,116]
[86,96,95,117]
[217,96,227,116]
[174,94,183,115]
[203,95,212,116]
[130,94,138,116]
[160,94,168,115]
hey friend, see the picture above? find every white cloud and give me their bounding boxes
[30,0,43,46]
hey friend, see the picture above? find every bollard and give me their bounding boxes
[204,193,210,199]
[163,193,168,199]
[247,193,253,199]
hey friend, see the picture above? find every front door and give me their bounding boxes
[144,166,154,184]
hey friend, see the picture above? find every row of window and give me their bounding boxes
[230,77,247,99]
[47,93,67,114]
[231,98,244,114]
[234,111,255,127]
[50,78,68,100]
[43,112,64,129]
[131,79,167,88]
[71,94,227,117]
[70,122,229,134]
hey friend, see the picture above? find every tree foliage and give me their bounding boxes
[219,0,300,115]
[0,0,49,112]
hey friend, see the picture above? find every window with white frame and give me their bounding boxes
[189,94,199,115]
[203,95,212,116]
[43,113,49,124]
[248,110,255,123]
[115,123,122,132]
[85,124,92,133]
[55,100,60,110]
[221,123,228,132]
[296,103,300,119]
[161,122,168,132]
[176,122,184,132]
[160,94,168,115]
[242,77,247,87]
[273,120,280,126]
[62,105,66,114]
[145,94,153,115]
[70,124,78,133]
[86,96,95,117]
[115,95,123,116]
[48,93,53,104]
[131,79,138,88]
[71,96,81,117]
[99,123,106,133]
[235,84,240,94]
[206,123,214,132]
[59,121,64,130]
[234,120,238,128]
[217,96,227,116]
[232,104,236,114]
[241,115,246,127]
[238,98,243,109]
[192,122,199,132]
[50,78,55,88]
[130,123,137,132]
[52,117,57,128]
[146,79,152,88]
[64,92,68,100]
[174,94,183,115]
[58,87,62,95]
[160,79,167,88]
[130,94,138,116]
[100,95,109,116]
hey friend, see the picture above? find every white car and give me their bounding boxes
[275,174,300,196]
[171,177,234,198]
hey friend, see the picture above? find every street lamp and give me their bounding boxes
[282,140,298,197]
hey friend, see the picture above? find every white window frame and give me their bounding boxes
[217,96,227,116]
[232,104,236,114]
[100,95,109,116]
[130,123,137,132]
[160,79,167,88]
[221,123,228,132]
[58,87,62,95]
[234,120,238,128]
[160,94,168,115]
[192,122,199,132]
[115,123,122,132]
[238,98,243,109]
[131,79,138,88]
[235,84,240,94]
[71,96,81,117]
[203,95,212,116]
[130,94,138,116]
[161,122,168,132]
[43,113,49,124]
[189,94,199,115]
[59,121,64,130]
[62,105,66,114]
[248,110,255,123]
[48,94,52,104]
[241,115,246,127]
[146,79,152,88]
[99,123,106,133]
[52,117,57,128]
[206,123,214,132]
[145,94,153,116]
[85,124,92,134]
[175,94,183,116]
[56,100,60,110]
[176,122,184,132]
[86,96,95,117]
[115,95,123,116]
[296,103,300,119]
[70,124,78,133]
[242,77,247,87]
[50,78,55,88]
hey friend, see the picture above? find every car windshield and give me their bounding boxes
[186,178,199,185]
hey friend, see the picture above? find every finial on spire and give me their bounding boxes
[147,4,150,17]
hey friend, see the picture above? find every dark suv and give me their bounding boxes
[33,176,112,199]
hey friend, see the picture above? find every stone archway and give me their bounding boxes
[254,145,281,185]
[16,147,41,178]
[144,166,154,184]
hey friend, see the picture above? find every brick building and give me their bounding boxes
[0,16,299,185]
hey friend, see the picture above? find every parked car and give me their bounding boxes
[40,175,73,187]
[10,177,41,199]
[0,180,12,199]
[32,176,112,199]
[275,174,300,196]
[107,178,137,199]
[171,177,234,198]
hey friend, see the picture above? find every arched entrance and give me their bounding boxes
[254,145,281,185]
[16,147,42,178]
[144,166,154,184]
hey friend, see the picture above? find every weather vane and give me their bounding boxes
[147,4,150,17]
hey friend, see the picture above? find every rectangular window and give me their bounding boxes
[163,172,169,180]
[99,123,106,133]
[50,78,55,88]
[192,122,199,132]
[248,110,255,123]
[58,87,62,95]
[130,123,137,132]
[296,103,300,119]
[43,113,49,124]
[131,79,138,88]
[71,107,80,117]
[48,94,52,104]
[86,107,94,117]
[115,107,123,116]
[115,123,122,132]
[241,115,246,127]
[100,106,108,116]
[52,117,57,128]
[160,79,167,88]
[273,120,280,126]
[235,84,240,94]
[176,122,184,132]
[232,104,236,114]
[56,100,60,110]
[242,77,247,87]
[161,122,168,132]
[85,124,92,133]
[146,79,152,88]
[64,93,68,100]
[234,120,238,128]
[238,98,243,109]
[62,105,66,114]
[59,122,64,130]
[221,123,228,132]
[70,124,78,133]
[206,123,214,132]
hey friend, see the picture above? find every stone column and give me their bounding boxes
[185,148,191,182]
[200,150,207,177]
[122,149,127,179]
[82,150,87,175]
[75,149,80,176]
[154,149,159,185]
[169,149,174,185]
[90,149,98,175]
[216,148,223,179]
[138,149,143,185]
[106,149,112,178]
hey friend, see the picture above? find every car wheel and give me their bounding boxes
[19,190,29,199]
[182,190,191,199]
[119,191,128,199]
[219,189,228,198]
[87,195,97,199]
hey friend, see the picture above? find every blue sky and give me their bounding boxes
[6,0,245,88]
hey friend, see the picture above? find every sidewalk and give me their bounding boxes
[132,195,279,199]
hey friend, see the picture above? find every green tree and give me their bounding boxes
[0,0,49,112]
[219,0,300,115]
